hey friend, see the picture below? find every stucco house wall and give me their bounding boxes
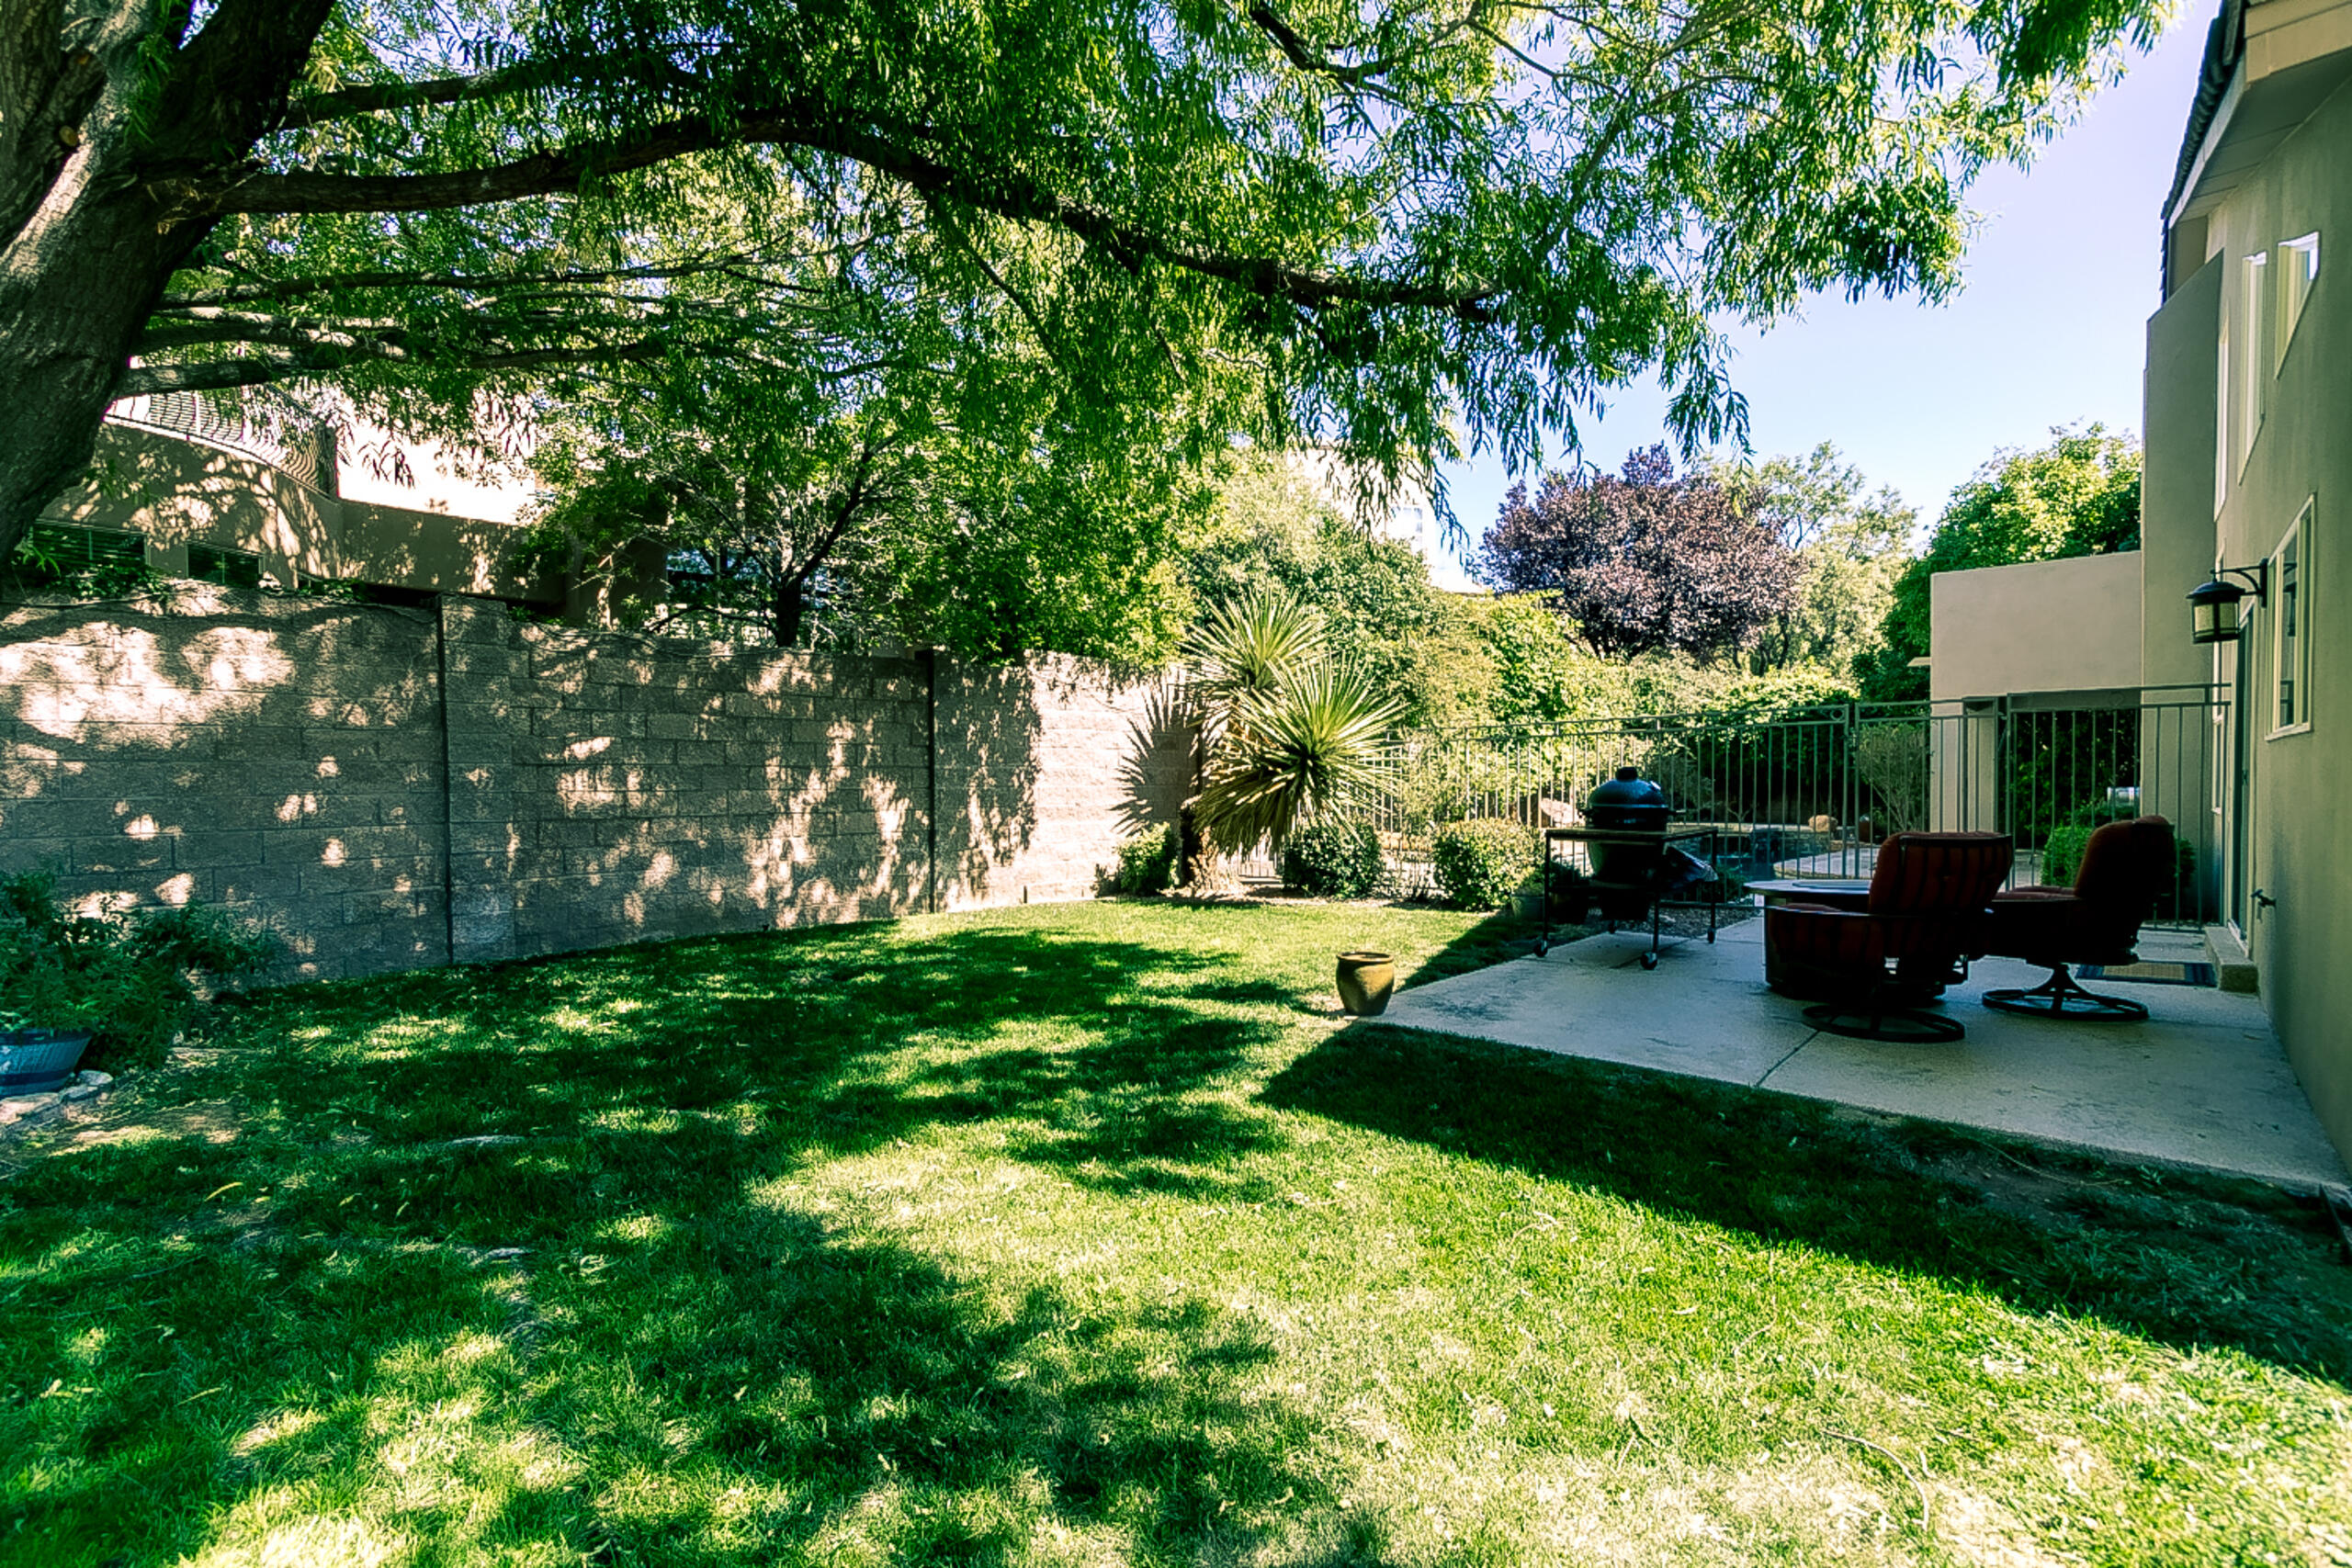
[39,423,558,604]
[2153,0,2352,1160]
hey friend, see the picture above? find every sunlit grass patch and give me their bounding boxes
[1,899,2347,1566]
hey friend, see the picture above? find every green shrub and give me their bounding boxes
[2039,823,2094,889]
[0,870,277,1070]
[1112,823,1181,895]
[2036,817,2197,911]
[1281,819,1385,899]
[1430,819,1539,910]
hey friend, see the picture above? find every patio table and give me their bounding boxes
[1748,878,1871,998]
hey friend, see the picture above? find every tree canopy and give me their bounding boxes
[1,0,2165,561]
[1705,442,1917,682]
[1477,445,1803,661]
[1859,425,2142,700]
[1181,458,1475,723]
[520,357,1201,660]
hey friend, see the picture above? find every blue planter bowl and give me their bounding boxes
[0,1029,93,1093]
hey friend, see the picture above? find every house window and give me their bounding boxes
[2236,251,2267,474]
[2271,500,2314,738]
[188,544,264,589]
[5,523,145,587]
[2275,232,2319,372]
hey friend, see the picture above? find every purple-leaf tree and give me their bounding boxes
[1478,446,1803,662]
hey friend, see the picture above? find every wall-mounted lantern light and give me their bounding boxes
[2187,563,2268,645]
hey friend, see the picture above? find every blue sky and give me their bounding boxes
[1428,10,2213,590]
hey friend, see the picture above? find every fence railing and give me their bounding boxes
[1314,685,2223,926]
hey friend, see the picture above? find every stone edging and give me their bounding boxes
[0,1069,119,1140]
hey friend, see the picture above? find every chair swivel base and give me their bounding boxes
[1802,1001,1966,1043]
[1983,965,2148,1021]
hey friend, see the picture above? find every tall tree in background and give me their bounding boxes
[1860,426,2142,700]
[1182,459,1471,726]
[1478,446,1803,662]
[523,351,1203,660]
[0,0,2165,561]
[1707,444,1917,681]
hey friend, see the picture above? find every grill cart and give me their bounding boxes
[1535,767,1721,967]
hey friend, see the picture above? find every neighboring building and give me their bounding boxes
[1929,0,2349,1163]
[20,394,561,608]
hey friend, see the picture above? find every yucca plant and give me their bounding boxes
[1180,586,1328,750]
[1190,655,1403,856]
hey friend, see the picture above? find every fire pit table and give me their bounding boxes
[1538,824,1721,968]
[1749,877,1871,998]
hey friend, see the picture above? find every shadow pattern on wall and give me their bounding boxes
[1,590,1188,982]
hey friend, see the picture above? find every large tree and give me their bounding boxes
[1181,457,1473,724]
[1706,442,1917,680]
[0,0,2162,559]
[522,338,1205,660]
[1478,444,1803,661]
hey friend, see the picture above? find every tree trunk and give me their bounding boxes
[772,570,808,647]
[0,0,336,558]
[0,156,210,556]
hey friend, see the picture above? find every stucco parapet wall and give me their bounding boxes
[1928,550,2146,703]
[37,424,555,602]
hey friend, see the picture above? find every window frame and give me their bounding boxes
[2214,324,2231,516]
[2236,250,2267,477]
[2275,231,2319,374]
[187,543,265,590]
[2267,498,2314,740]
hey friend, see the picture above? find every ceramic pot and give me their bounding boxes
[0,1029,93,1093]
[1335,951,1396,1016]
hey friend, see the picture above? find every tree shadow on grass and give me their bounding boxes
[0,922,1411,1564]
[226,924,1306,1201]
[1263,1025,2352,1383]
[5,1156,1371,1564]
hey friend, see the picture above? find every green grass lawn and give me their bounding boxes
[4,899,2349,1567]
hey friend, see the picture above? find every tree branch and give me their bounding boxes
[280,60,565,130]
[275,50,724,130]
[170,104,1500,322]
[156,255,767,310]
[1245,4,1408,96]
[117,336,671,398]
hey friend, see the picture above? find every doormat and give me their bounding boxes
[2075,961,2217,987]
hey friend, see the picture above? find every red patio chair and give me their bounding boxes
[1977,816,2175,1021]
[1763,832,2015,1043]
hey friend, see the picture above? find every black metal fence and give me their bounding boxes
[1333,685,2223,925]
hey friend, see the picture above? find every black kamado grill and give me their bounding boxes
[1536,766,1721,968]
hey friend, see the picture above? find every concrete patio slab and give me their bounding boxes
[1376,919,2349,1190]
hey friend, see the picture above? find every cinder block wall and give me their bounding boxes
[2,591,1185,984]
[0,591,449,977]
[935,652,1191,909]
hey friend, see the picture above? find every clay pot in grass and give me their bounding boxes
[1335,951,1396,1016]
